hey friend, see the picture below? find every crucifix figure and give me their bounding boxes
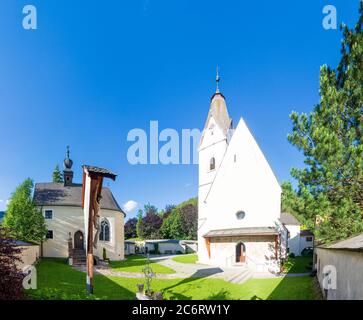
[82,165,117,294]
[93,193,102,249]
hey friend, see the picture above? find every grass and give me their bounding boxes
[28,258,320,300]
[282,256,313,274]
[172,254,198,264]
[109,254,175,274]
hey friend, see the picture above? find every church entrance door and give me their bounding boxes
[235,242,246,263]
[74,231,84,250]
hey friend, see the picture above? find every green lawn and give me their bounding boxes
[28,258,320,300]
[282,256,313,274]
[109,255,175,274]
[172,254,197,264]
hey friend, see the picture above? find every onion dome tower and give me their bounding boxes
[63,146,74,186]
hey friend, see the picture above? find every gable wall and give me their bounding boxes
[198,118,281,264]
[40,206,124,261]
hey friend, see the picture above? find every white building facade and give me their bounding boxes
[33,152,125,262]
[197,84,283,273]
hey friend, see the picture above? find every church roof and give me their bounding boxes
[33,182,125,215]
[318,233,363,252]
[203,226,278,238]
[280,212,301,226]
[300,229,314,237]
[83,165,117,180]
[200,93,232,147]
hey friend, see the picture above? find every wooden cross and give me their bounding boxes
[81,165,117,294]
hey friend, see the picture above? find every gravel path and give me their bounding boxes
[74,255,311,281]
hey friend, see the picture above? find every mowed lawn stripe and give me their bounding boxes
[109,255,175,274]
[29,259,320,300]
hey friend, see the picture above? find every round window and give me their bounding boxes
[236,211,246,220]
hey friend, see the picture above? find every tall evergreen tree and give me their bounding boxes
[3,178,47,243]
[285,3,363,243]
[52,164,63,183]
[136,209,143,239]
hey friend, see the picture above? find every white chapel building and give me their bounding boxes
[197,77,284,273]
[33,150,125,262]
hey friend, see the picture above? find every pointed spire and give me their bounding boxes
[211,66,225,101]
[216,66,220,93]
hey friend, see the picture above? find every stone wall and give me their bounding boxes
[207,235,279,272]
[16,245,40,269]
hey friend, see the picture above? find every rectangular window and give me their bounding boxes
[46,230,53,239]
[306,236,313,242]
[44,210,53,219]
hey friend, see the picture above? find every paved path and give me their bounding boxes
[74,255,311,284]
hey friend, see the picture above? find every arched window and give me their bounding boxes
[100,219,110,242]
[210,157,215,171]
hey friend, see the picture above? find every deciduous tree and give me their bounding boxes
[3,178,47,243]
[0,227,24,300]
[124,217,138,239]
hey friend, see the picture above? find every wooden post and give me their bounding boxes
[205,237,211,259]
[82,165,117,295]
[86,179,97,294]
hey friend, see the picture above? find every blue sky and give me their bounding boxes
[0,0,359,217]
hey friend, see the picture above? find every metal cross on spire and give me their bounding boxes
[66,145,70,159]
[216,66,220,93]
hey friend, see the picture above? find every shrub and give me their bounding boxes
[0,227,25,300]
[102,248,109,261]
[288,253,295,258]
[27,288,98,300]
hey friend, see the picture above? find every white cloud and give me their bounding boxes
[123,200,138,213]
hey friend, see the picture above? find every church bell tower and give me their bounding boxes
[63,146,74,186]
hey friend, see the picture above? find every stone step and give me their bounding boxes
[231,270,252,284]
[73,250,86,254]
[227,268,253,284]
[73,258,86,264]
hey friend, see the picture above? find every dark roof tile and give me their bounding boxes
[280,212,301,226]
[33,183,125,216]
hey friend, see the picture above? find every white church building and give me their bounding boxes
[197,76,284,273]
